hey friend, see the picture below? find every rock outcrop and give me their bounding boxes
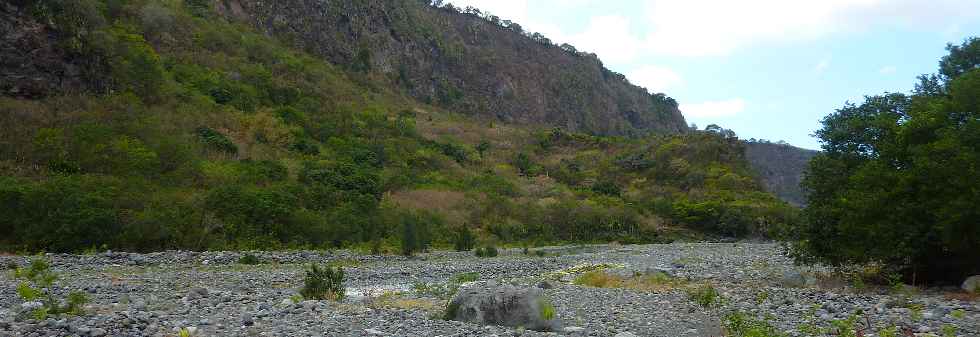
[213,0,688,136]
[744,141,818,206]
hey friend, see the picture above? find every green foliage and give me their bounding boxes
[513,152,534,177]
[0,0,796,254]
[723,311,785,337]
[474,245,499,258]
[792,38,980,284]
[452,226,476,252]
[397,209,440,256]
[538,298,556,320]
[687,283,721,308]
[196,127,238,154]
[591,180,621,196]
[13,257,89,318]
[238,253,261,265]
[300,264,345,301]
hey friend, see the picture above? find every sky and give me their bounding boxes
[443,0,980,149]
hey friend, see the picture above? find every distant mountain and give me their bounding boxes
[744,141,818,206]
[213,0,688,136]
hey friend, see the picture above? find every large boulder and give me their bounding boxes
[446,283,562,332]
[780,270,817,288]
[963,275,980,293]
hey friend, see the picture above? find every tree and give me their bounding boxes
[514,152,533,177]
[792,39,980,284]
[939,37,980,80]
[476,140,490,159]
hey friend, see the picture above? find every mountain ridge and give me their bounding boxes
[213,0,689,136]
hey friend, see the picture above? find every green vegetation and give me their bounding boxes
[687,283,722,308]
[13,257,88,320]
[723,311,785,337]
[413,272,480,300]
[538,298,556,320]
[0,0,795,254]
[452,226,476,252]
[474,246,499,258]
[787,37,980,284]
[573,270,684,292]
[299,264,345,301]
[238,253,261,265]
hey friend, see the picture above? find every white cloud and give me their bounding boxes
[565,16,643,64]
[879,65,897,74]
[814,58,831,73]
[642,0,980,57]
[681,99,746,118]
[627,65,682,93]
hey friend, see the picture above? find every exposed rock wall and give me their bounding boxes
[217,0,688,136]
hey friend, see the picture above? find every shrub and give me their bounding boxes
[300,264,345,301]
[687,283,721,308]
[474,246,499,258]
[14,257,88,319]
[591,180,621,196]
[723,311,785,337]
[195,127,238,154]
[5,175,122,253]
[238,253,261,265]
[452,226,476,252]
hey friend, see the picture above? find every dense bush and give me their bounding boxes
[452,226,476,252]
[791,38,980,284]
[300,264,345,301]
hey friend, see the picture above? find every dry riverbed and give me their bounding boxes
[1,243,978,337]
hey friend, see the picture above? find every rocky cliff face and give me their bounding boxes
[744,142,818,206]
[0,3,88,98]
[215,0,688,136]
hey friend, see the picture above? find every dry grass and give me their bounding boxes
[368,292,444,312]
[388,189,470,225]
[573,270,686,292]
[944,292,980,302]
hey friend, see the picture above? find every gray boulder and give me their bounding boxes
[963,275,980,293]
[446,283,562,332]
[781,270,817,288]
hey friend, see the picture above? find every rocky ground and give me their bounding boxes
[1,243,978,337]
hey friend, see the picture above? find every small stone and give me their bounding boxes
[564,326,585,332]
[364,328,384,335]
[614,332,638,337]
[89,328,107,336]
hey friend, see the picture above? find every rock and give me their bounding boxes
[364,328,384,335]
[962,275,980,293]
[89,327,106,336]
[537,280,554,289]
[564,326,585,332]
[614,332,638,337]
[186,287,208,299]
[781,271,816,288]
[446,283,563,332]
[241,314,254,326]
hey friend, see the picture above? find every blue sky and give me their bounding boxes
[445,0,980,149]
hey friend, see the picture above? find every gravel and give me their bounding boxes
[1,243,977,337]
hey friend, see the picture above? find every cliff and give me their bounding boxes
[214,0,688,136]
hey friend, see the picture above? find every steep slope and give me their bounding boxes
[0,1,795,253]
[213,0,688,136]
[744,141,818,206]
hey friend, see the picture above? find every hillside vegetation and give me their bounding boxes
[0,0,796,253]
